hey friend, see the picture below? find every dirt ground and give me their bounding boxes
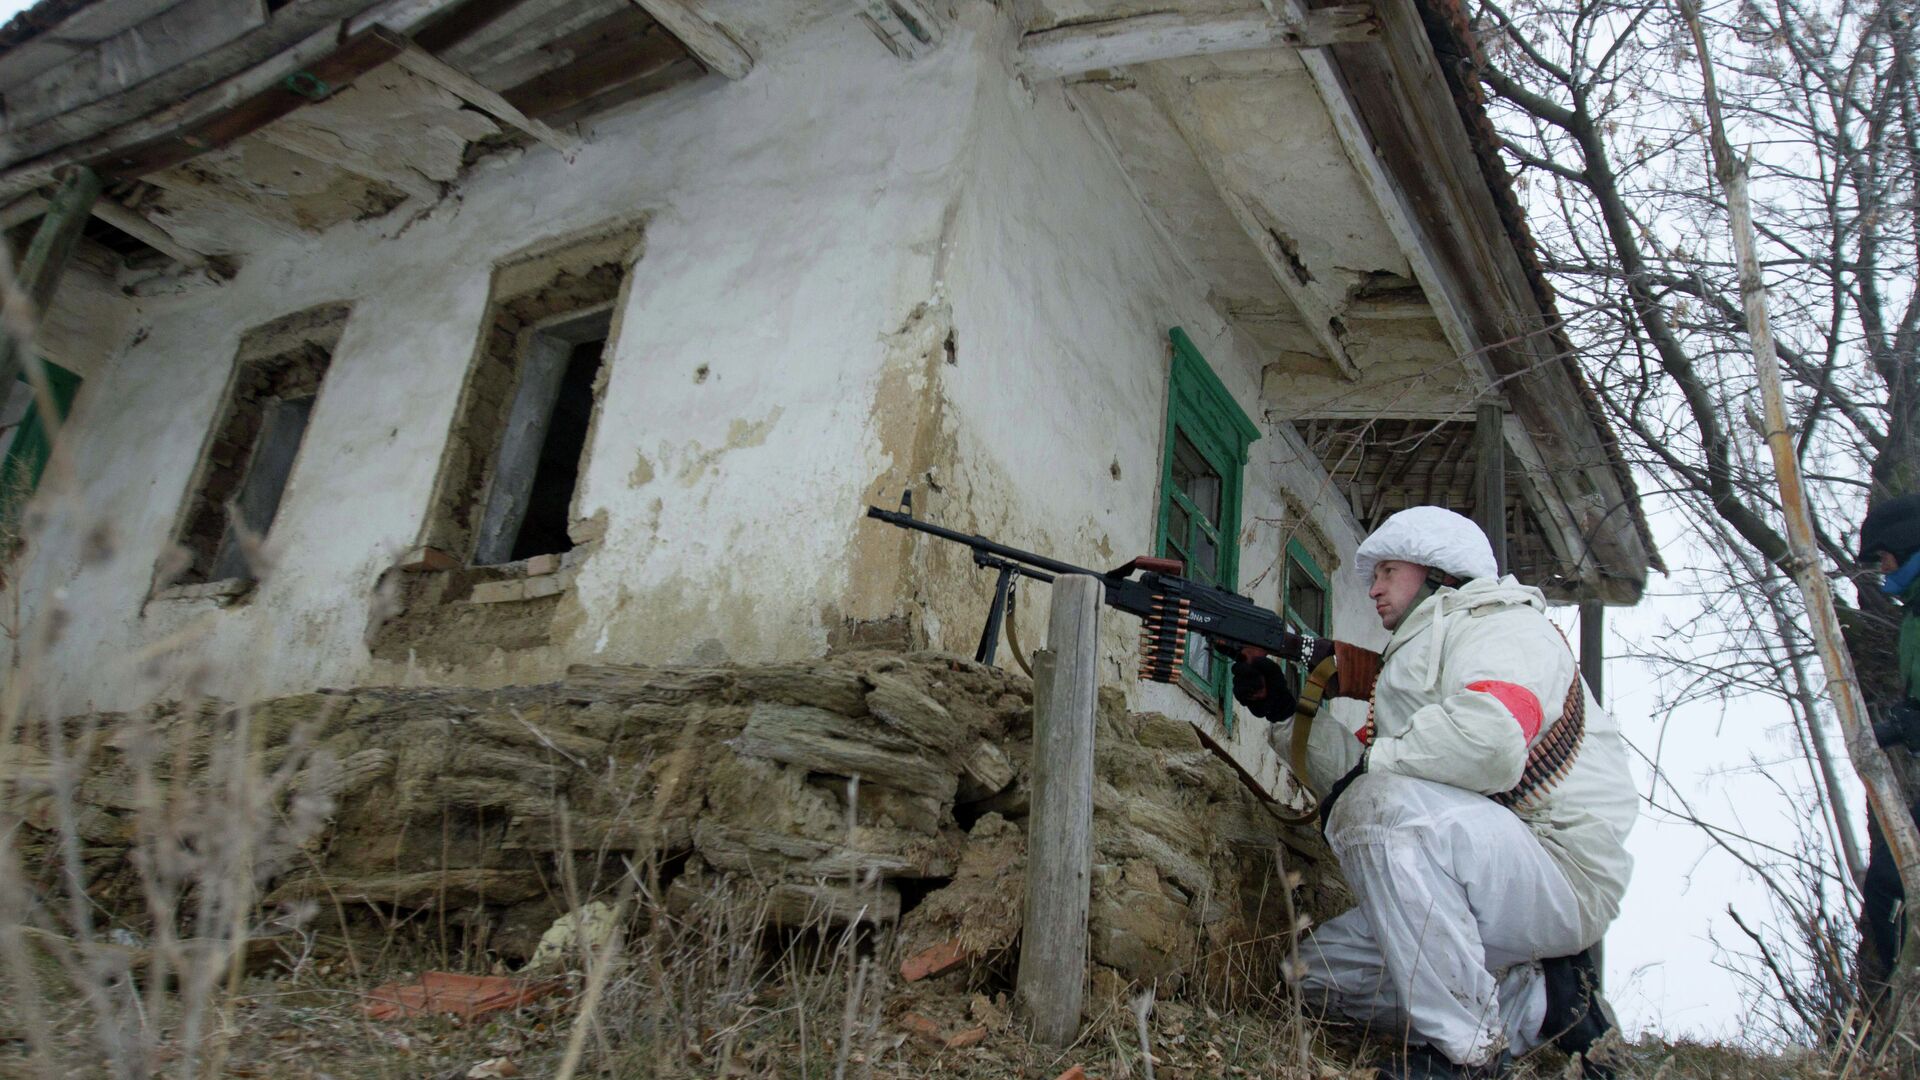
[0,928,1851,1080]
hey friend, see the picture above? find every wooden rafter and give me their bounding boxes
[0,189,211,270]
[857,0,942,60]
[630,0,752,79]
[380,30,581,158]
[1017,7,1377,81]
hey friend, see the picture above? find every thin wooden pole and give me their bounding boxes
[0,167,102,395]
[1474,401,1507,574]
[1578,600,1604,703]
[1017,573,1100,1047]
[1676,0,1920,984]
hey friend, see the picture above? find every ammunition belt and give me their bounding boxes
[1490,668,1586,811]
[1286,639,1588,815]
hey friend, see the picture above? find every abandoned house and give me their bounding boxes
[0,0,1659,981]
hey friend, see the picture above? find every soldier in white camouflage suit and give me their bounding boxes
[1231,507,1637,1079]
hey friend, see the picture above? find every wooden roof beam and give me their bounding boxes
[0,189,213,271]
[0,0,472,199]
[631,0,753,79]
[857,0,943,61]
[382,31,580,159]
[1270,0,1639,598]
[1017,7,1377,82]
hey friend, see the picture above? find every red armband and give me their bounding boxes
[1466,680,1543,741]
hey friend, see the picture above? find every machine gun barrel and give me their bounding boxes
[865,497,1311,682]
[864,505,1088,581]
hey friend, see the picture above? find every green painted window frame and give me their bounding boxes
[1153,328,1259,718]
[1279,537,1330,693]
[1,359,81,529]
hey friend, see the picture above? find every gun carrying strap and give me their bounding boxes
[1271,654,1346,824]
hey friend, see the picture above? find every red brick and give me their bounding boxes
[900,939,967,982]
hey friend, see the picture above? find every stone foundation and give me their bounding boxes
[4,650,1344,994]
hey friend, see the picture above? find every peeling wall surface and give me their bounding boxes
[931,13,1379,797]
[7,7,1383,794]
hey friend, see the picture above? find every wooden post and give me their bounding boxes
[0,167,102,394]
[1577,598,1606,987]
[1017,573,1100,1047]
[1578,600,1604,703]
[1474,401,1507,574]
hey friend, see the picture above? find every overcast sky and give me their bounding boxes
[1575,490,1848,1045]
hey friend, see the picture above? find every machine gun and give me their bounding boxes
[865,492,1314,681]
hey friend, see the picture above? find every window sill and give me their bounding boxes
[468,564,580,604]
[391,543,595,605]
[152,577,255,604]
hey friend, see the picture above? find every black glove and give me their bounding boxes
[1231,654,1296,719]
[1873,701,1920,749]
[1319,757,1367,833]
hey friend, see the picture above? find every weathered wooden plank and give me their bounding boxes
[0,192,46,230]
[413,0,534,55]
[0,167,103,395]
[1016,575,1101,1047]
[631,0,752,79]
[3,0,268,133]
[0,0,464,197]
[1017,7,1376,80]
[0,0,376,169]
[443,0,614,72]
[88,196,210,270]
[91,29,411,181]
[498,11,688,121]
[0,0,182,91]
[855,0,942,61]
[383,32,581,157]
[534,56,703,131]
[249,122,443,204]
[1309,0,1650,597]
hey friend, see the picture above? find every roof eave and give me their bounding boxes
[1316,0,1660,602]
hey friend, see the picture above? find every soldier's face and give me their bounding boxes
[1370,559,1428,631]
[1880,551,1900,574]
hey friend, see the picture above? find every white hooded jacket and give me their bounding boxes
[1270,576,1639,945]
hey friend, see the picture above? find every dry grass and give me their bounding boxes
[1,699,1881,1080]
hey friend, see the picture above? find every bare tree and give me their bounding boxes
[1461,0,1920,1037]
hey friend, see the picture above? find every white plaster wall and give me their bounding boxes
[932,10,1381,796]
[6,16,981,715]
[7,4,1388,765]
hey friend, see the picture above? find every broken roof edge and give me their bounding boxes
[0,0,103,54]
[1406,0,1665,582]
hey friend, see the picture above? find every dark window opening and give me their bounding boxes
[511,339,604,560]
[473,308,611,565]
[211,394,315,581]
[168,305,346,588]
